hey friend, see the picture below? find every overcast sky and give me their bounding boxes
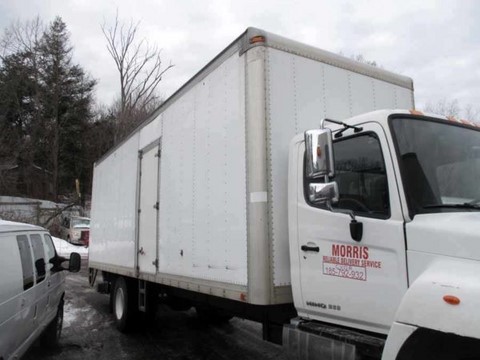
[1,0,479,116]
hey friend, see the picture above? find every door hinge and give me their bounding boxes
[152,258,159,268]
[155,149,161,157]
[153,201,159,210]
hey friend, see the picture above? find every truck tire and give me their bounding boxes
[113,277,137,332]
[41,299,64,348]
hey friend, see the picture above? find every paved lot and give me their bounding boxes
[24,260,286,360]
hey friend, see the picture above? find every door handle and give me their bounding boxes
[301,245,320,252]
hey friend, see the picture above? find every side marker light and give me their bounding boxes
[443,295,460,305]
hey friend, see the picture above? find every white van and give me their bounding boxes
[0,220,81,359]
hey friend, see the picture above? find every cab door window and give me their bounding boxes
[30,234,46,283]
[332,132,390,218]
[17,235,34,290]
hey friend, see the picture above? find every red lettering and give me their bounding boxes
[346,246,352,258]
[332,244,340,257]
[332,244,370,260]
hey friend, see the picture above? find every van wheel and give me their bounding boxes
[113,277,137,332]
[41,300,64,348]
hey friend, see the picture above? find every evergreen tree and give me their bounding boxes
[0,51,40,195]
[38,16,96,200]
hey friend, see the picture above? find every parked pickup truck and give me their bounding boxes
[61,216,90,246]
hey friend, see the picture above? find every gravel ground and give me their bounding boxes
[24,260,287,360]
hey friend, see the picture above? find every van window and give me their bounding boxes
[31,234,46,283]
[43,234,56,272]
[17,235,34,290]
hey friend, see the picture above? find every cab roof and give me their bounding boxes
[0,219,46,234]
[341,109,479,129]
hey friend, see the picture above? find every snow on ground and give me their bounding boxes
[52,236,89,259]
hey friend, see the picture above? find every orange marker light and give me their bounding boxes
[317,146,322,157]
[250,35,265,44]
[443,295,461,305]
[409,109,424,116]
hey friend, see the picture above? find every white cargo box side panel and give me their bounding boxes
[90,133,140,268]
[159,51,247,285]
[266,48,414,286]
[139,114,162,149]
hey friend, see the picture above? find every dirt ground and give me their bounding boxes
[24,260,287,360]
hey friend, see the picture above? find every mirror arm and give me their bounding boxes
[326,201,356,221]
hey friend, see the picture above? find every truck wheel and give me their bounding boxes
[41,299,64,348]
[113,277,136,332]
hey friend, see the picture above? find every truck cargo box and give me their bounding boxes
[89,27,414,306]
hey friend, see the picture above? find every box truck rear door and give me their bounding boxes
[137,143,161,274]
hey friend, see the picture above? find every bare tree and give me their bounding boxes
[1,17,44,59]
[338,52,379,67]
[424,98,479,123]
[101,13,173,141]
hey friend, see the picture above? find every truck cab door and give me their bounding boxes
[294,122,408,335]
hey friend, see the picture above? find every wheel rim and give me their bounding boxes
[115,287,125,320]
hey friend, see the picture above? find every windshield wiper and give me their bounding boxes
[423,203,480,210]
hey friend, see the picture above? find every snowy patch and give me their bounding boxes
[64,301,96,328]
[52,236,89,259]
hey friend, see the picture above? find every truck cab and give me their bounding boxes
[287,109,480,359]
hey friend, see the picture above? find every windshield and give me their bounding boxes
[391,117,480,216]
[72,218,90,227]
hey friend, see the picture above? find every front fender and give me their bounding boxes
[394,255,480,339]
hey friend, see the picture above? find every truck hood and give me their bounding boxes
[406,212,480,261]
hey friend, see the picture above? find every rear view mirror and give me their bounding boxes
[305,129,334,179]
[69,252,81,273]
[35,258,46,278]
[309,182,339,205]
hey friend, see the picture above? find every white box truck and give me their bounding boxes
[89,28,480,359]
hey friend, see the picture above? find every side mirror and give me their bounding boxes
[309,182,339,205]
[35,258,46,278]
[69,253,81,273]
[305,128,335,179]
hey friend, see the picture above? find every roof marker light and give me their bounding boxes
[250,35,265,44]
[409,109,424,115]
